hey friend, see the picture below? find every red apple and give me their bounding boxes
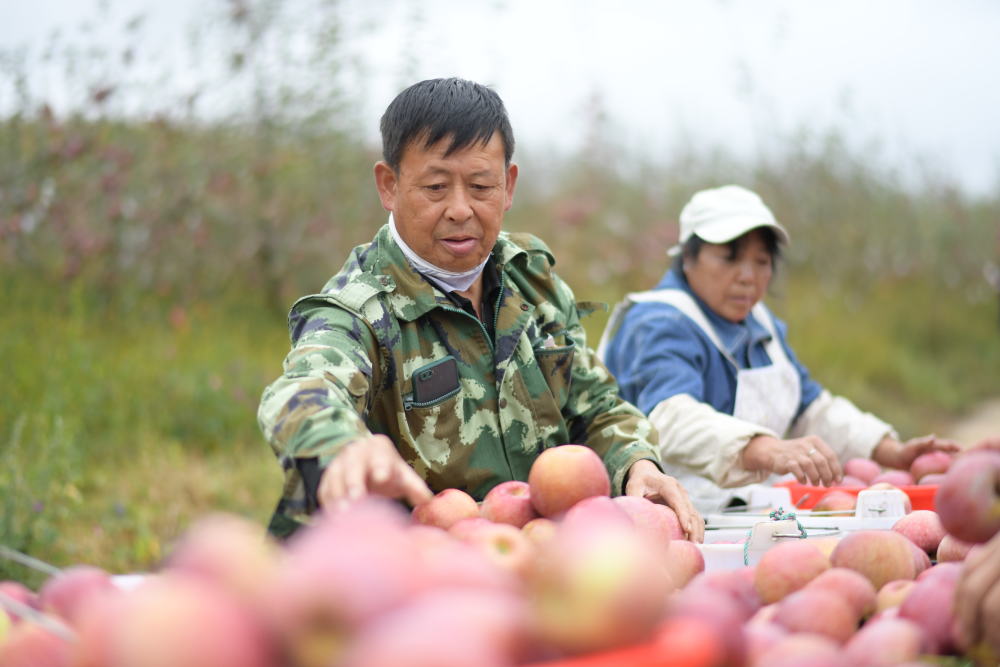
[612,495,683,545]
[917,561,963,585]
[0,581,38,627]
[521,517,557,547]
[875,579,916,613]
[747,602,779,627]
[409,525,520,595]
[845,458,882,484]
[917,472,947,486]
[843,617,924,666]
[527,516,672,654]
[448,516,493,540]
[267,506,423,667]
[871,470,916,487]
[908,540,931,577]
[753,633,842,667]
[753,540,830,604]
[37,565,117,627]
[898,571,960,654]
[804,566,877,619]
[662,539,705,588]
[934,449,1000,543]
[339,589,531,667]
[841,475,868,487]
[686,568,763,620]
[830,530,917,590]
[653,616,729,667]
[94,574,277,667]
[773,588,858,643]
[527,444,610,518]
[909,451,953,482]
[665,586,748,667]
[412,488,480,530]
[936,533,976,562]
[561,495,631,531]
[744,621,788,664]
[892,510,945,554]
[460,521,537,579]
[164,512,280,607]
[480,481,538,528]
[0,622,72,667]
[812,490,857,514]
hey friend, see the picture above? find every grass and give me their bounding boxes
[1,278,286,586]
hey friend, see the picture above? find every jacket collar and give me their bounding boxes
[369,224,525,322]
[658,268,773,357]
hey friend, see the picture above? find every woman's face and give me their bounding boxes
[683,228,774,323]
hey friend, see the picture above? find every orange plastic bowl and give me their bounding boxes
[774,480,938,511]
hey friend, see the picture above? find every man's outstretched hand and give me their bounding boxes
[317,434,434,511]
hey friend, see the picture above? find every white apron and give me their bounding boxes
[598,289,801,514]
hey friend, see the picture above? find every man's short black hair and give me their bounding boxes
[380,77,515,172]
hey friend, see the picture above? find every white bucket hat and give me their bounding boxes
[667,185,790,256]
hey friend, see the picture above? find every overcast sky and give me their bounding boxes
[4,0,999,195]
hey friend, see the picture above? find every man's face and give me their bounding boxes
[374,133,518,272]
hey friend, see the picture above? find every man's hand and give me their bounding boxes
[872,434,961,471]
[955,531,1000,661]
[624,459,704,543]
[317,434,433,511]
[742,435,842,486]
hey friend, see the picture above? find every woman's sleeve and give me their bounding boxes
[788,390,897,462]
[649,394,778,488]
[614,307,713,415]
[622,308,776,487]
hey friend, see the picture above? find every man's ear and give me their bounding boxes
[373,161,397,211]
[504,162,518,211]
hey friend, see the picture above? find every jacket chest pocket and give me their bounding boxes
[403,356,461,410]
[532,342,575,407]
[400,356,465,457]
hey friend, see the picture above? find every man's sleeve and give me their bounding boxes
[257,298,379,523]
[554,279,662,495]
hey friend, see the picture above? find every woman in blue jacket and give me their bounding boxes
[598,185,957,513]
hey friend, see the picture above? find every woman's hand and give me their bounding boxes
[317,434,434,511]
[625,459,705,543]
[871,434,961,471]
[742,435,842,486]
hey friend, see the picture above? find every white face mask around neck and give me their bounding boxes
[388,213,489,293]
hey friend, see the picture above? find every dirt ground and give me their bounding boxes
[940,397,1000,446]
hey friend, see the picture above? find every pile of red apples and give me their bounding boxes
[2,442,999,667]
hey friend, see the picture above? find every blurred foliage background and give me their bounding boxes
[2,0,998,586]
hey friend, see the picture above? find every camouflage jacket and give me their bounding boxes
[258,224,661,536]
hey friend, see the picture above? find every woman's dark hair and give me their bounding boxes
[672,227,783,274]
[380,77,515,172]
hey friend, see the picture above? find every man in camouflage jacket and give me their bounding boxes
[257,77,702,540]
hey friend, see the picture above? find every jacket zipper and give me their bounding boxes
[404,274,515,478]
